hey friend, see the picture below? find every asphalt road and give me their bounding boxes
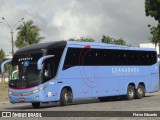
[0,91,160,120]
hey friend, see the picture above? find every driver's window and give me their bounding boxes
[44,63,52,78]
[43,58,54,82]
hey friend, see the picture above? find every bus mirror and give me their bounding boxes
[1,59,12,73]
[37,55,54,70]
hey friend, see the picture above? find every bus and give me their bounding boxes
[1,41,159,108]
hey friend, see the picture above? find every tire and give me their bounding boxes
[126,85,135,100]
[135,85,145,99]
[67,91,73,103]
[60,88,73,106]
[32,102,40,108]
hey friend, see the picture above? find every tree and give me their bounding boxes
[145,0,160,48]
[15,20,44,48]
[0,49,5,82]
[101,35,127,45]
[68,37,95,42]
[68,38,77,41]
[145,0,160,23]
[101,35,113,44]
[149,25,160,48]
[80,37,95,42]
[114,38,126,45]
[0,49,5,64]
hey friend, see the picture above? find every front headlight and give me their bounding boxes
[33,89,40,93]
[32,86,46,94]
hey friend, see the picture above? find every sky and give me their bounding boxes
[0,0,158,54]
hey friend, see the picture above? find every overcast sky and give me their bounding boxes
[0,0,157,54]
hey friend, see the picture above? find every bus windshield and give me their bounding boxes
[9,61,41,88]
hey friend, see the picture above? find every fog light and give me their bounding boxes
[8,91,12,95]
[36,96,39,99]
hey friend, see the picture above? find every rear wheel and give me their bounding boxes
[126,85,135,100]
[136,85,145,99]
[32,102,40,108]
[60,88,73,106]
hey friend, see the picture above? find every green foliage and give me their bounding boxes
[114,38,126,45]
[15,20,45,48]
[68,38,77,41]
[81,37,95,42]
[145,0,160,47]
[0,49,5,74]
[145,0,160,22]
[68,36,127,45]
[149,25,160,47]
[101,35,113,44]
[68,37,95,42]
[101,35,127,45]
[0,49,5,63]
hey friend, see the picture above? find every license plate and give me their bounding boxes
[19,98,25,102]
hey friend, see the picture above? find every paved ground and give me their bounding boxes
[0,91,160,120]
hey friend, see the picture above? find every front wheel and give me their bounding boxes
[135,85,145,99]
[126,85,135,100]
[60,88,73,106]
[32,102,40,108]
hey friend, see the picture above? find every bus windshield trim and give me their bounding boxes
[37,55,55,70]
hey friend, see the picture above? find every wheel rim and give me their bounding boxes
[138,88,143,96]
[64,92,68,101]
[129,89,134,98]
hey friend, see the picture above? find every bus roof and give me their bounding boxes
[14,40,156,55]
[14,41,67,55]
[67,41,156,51]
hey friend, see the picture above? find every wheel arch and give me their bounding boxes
[138,82,146,91]
[126,83,135,93]
[126,83,135,92]
[58,85,73,100]
[138,82,145,87]
[128,83,136,88]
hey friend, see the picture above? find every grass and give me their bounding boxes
[0,82,8,102]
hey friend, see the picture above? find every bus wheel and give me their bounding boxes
[135,85,145,99]
[60,88,73,106]
[32,102,40,108]
[68,91,73,103]
[126,85,135,100]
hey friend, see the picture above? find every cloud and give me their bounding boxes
[0,0,157,54]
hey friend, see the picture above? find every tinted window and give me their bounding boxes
[42,58,55,82]
[63,48,157,70]
[47,47,65,75]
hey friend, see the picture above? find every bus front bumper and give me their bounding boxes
[8,93,43,103]
[8,86,46,103]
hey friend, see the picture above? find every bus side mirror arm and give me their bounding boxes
[1,59,12,73]
[37,55,54,70]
